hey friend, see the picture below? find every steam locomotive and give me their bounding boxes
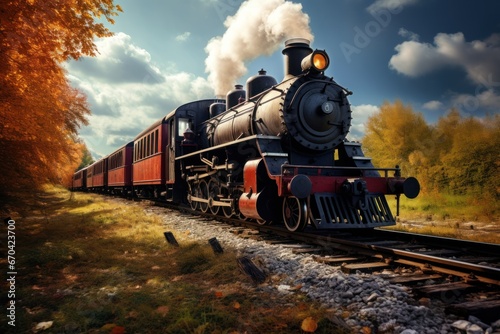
[73,38,420,232]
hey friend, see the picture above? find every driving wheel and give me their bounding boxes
[208,179,220,215]
[189,182,198,211]
[198,180,209,213]
[282,196,307,232]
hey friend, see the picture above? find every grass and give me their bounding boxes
[391,192,499,222]
[385,193,500,244]
[0,186,351,333]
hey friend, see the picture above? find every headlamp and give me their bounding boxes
[301,50,330,73]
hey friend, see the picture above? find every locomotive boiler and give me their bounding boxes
[178,38,420,231]
[206,39,350,155]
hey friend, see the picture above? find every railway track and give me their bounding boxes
[175,205,500,322]
[216,216,500,284]
[150,198,500,287]
[127,196,500,323]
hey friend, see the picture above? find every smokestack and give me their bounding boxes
[282,38,312,77]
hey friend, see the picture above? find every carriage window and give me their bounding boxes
[147,134,151,157]
[151,131,155,154]
[170,120,174,146]
[178,118,190,137]
[111,150,123,169]
[142,138,145,159]
[142,138,145,158]
[140,139,143,159]
[154,129,159,153]
[149,133,153,155]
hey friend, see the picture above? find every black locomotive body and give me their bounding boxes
[73,38,419,232]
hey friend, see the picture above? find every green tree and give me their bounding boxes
[78,143,95,171]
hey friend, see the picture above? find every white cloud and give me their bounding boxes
[66,32,213,158]
[422,100,443,110]
[176,32,191,42]
[389,32,500,88]
[389,39,449,77]
[68,33,164,84]
[450,89,500,114]
[367,0,418,15]
[398,28,419,41]
[348,104,380,140]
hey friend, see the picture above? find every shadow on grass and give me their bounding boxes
[1,189,246,333]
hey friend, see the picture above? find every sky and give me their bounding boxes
[65,0,500,159]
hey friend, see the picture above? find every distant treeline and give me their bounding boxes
[362,101,499,203]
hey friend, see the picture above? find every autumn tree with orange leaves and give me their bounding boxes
[0,0,121,196]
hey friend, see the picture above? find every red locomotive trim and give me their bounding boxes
[238,159,263,220]
[278,164,414,197]
[239,159,279,222]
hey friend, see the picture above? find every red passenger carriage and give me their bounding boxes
[131,100,216,201]
[88,159,107,192]
[85,165,93,189]
[107,141,133,195]
[72,168,87,190]
[132,118,167,198]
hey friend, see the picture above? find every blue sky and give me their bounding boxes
[66,0,500,158]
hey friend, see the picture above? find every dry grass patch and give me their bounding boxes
[386,194,499,244]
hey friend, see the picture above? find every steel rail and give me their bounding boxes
[156,200,500,286]
[371,229,500,257]
[247,223,500,285]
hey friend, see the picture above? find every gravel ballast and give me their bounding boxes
[148,207,500,334]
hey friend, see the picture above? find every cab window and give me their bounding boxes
[178,118,190,137]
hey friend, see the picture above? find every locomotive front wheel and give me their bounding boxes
[282,196,308,232]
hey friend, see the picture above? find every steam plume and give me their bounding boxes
[205,0,313,96]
